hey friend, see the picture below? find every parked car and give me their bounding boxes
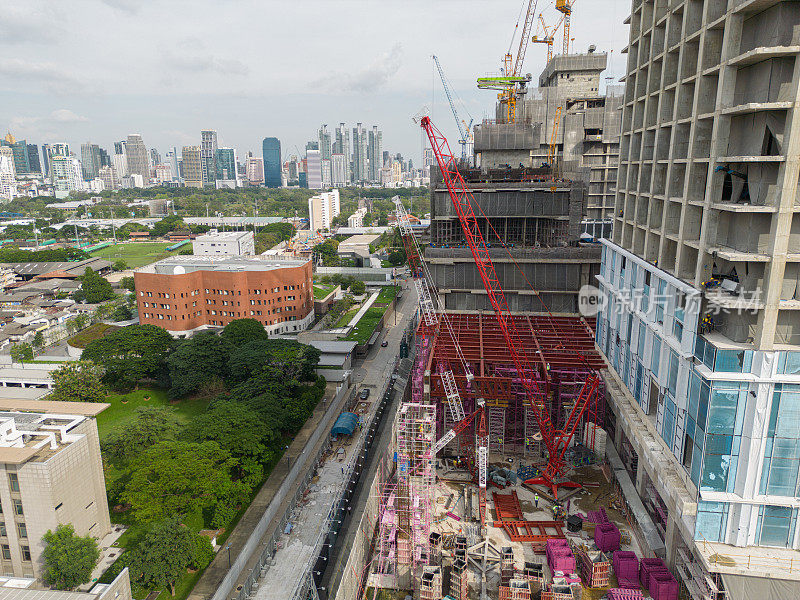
[381,340,389,347]
[359,388,370,400]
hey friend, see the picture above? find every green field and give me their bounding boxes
[313,283,335,299]
[96,388,211,443]
[90,242,183,268]
[334,306,360,328]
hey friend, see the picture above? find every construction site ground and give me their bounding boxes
[254,281,415,599]
[425,455,647,599]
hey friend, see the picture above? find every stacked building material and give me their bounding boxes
[522,561,544,583]
[649,570,679,600]
[499,579,532,600]
[594,521,621,552]
[545,539,576,575]
[607,589,644,600]
[517,464,540,480]
[575,544,610,587]
[612,550,639,588]
[639,557,668,591]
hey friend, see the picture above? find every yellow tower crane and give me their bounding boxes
[532,13,565,64]
[556,0,575,55]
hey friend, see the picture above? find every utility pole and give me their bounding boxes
[110,208,117,244]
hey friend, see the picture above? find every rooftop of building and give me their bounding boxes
[138,255,310,275]
[0,258,112,277]
[338,234,381,251]
[0,408,91,464]
[194,230,254,242]
[0,569,128,600]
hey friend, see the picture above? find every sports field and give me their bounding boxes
[89,242,183,268]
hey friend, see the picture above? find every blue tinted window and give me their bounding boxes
[695,501,729,542]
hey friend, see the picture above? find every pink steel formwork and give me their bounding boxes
[607,589,644,600]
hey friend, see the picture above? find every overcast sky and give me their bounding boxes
[0,0,630,164]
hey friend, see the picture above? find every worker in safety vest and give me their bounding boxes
[534,493,540,508]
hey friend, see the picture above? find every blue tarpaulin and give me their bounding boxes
[331,412,359,436]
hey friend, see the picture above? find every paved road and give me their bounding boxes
[216,283,416,600]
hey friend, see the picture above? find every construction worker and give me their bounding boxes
[534,493,540,508]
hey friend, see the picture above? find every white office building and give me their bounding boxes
[308,189,340,232]
[192,230,255,256]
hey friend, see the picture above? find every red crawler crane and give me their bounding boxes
[419,115,599,499]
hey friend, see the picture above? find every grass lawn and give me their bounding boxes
[67,323,121,349]
[313,283,335,299]
[90,242,183,269]
[376,286,398,304]
[342,305,385,344]
[381,260,393,268]
[96,388,211,443]
[334,306,359,328]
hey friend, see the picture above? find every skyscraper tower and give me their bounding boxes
[318,124,332,162]
[150,148,162,168]
[125,134,149,183]
[352,123,368,183]
[200,130,218,186]
[181,146,203,188]
[262,137,282,188]
[81,143,102,180]
[368,125,383,183]
[334,123,351,183]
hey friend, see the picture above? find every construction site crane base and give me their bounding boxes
[360,313,649,600]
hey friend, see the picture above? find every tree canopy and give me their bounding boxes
[82,324,174,390]
[121,440,245,522]
[103,406,181,461]
[42,524,100,590]
[181,401,274,462]
[228,338,320,384]
[79,267,114,303]
[10,343,33,363]
[125,518,198,594]
[167,332,232,398]
[220,318,269,347]
[50,360,105,403]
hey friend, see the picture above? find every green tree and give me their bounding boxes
[221,318,269,347]
[125,518,194,595]
[41,524,100,590]
[121,440,245,522]
[32,330,45,350]
[112,259,128,271]
[112,305,133,321]
[82,324,174,390]
[388,249,406,266]
[50,360,105,403]
[166,332,232,398]
[182,401,275,462]
[351,280,366,295]
[120,276,135,292]
[103,407,180,461]
[80,267,114,303]
[10,343,33,363]
[228,339,320,383]
[152,215,186,238]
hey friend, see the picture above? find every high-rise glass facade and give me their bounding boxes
[262,137,282,188]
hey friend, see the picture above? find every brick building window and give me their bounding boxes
[8,474,18,493]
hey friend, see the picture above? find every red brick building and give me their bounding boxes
[134,257,314,335]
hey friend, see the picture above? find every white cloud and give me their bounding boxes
[50,109,90,123]
[316,43,404,94]
[8,109,90,141]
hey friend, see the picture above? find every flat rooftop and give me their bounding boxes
[0,409,90,464]
[195,231,253,242]
[138,255,310,275]
[339,234,381,249]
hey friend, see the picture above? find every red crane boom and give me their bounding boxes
[420,115,599,498]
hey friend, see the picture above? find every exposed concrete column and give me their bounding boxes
[663,514,680,568]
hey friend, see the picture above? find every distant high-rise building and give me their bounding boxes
[368,125,382,182]
[50,155,83,198]
[40,144,53,176]
[308,190,340,231]
[154,164,172,184]
[331,154,348,187]
[181,146,203,188]
[99,147,111,168]
[318,124,332,161]
[262,137,282,188]
[215,147,237,184]
[114,140,126,155]
[26,144,41,173]
[382,150,390,167]
[2,135,31,174]
[306,149,322,190]
[165,147,179,181]
[99,165,119,190]
[81,142,102,180]
[112,154,128,180]
[125,134,149,183]
[150,148,162,168]
[200,130,218,185]
[52,143,70,157]
[245,156,264,186]
[352,123,368,183]
[333,123,351,183]
[321,159,331,188]
[0,149,17,200]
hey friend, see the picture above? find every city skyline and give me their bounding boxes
[0,0,630,162]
